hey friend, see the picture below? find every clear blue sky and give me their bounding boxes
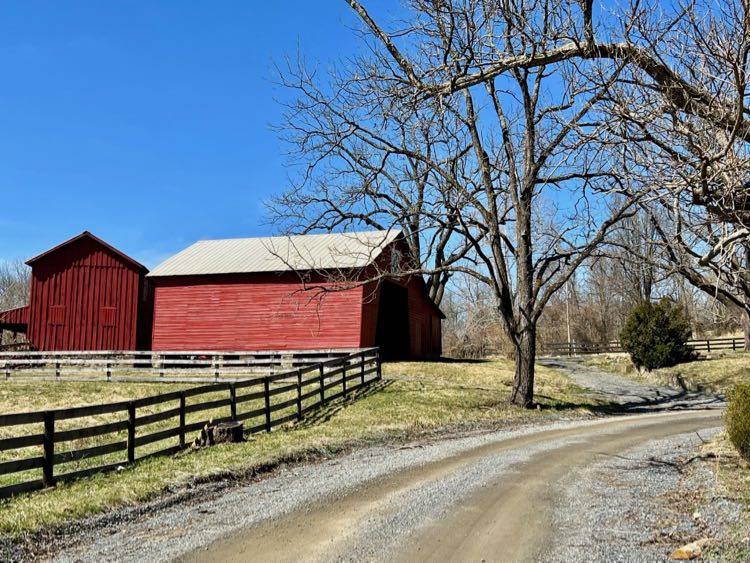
[0,1,390,268]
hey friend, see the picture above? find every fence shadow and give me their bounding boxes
[295,380,394,429]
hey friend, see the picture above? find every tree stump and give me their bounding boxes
[213,421,244,444]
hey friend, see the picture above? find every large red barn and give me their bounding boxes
[0,232,153,351]
[148,231,443,359]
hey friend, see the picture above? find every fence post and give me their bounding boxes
[127,403,136,463]
[4,361,9,380]
[42,411,55,488]
[376,350,382,381]
[264,377,272,432]
[319,365,325,403]
[342,360,348,397]
[179,393,186,449]
[106,361,112,381]
[706,339,711,353]
[296,370,303,422]
[733,338,737,352]
[230,383,237,421]
[360,352,366,386]
[55,361,61,379]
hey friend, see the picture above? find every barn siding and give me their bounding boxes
[26,236,147,351]
[151,273,365,351]
[405,277,442,358]
[360,282,380,348]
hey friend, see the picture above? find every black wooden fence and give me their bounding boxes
[0,349,381,499]
[543,337,746,356]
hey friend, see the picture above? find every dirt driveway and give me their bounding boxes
[53,360,731,562]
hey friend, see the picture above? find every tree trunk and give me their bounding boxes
[743,305,750,352]
[510,326,536,408]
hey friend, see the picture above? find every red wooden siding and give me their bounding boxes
[405,276,443,358]
[0,306,29,331]
[26,234,151,351]
[151,273,365,351]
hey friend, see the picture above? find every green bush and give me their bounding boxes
[620,299,695,371]
[726,384,750,462]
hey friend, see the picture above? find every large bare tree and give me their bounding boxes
[598,0,750,346]
[276,0,646,407]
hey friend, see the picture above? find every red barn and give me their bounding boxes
[0,232,153,351]
[148,231,443,359]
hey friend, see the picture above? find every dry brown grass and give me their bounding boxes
[584,352,750,393]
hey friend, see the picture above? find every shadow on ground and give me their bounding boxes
[538,358,726,415]
[295,380,395,429]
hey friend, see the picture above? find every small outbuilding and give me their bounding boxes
[148,230,443,359]
[0,232,153,351]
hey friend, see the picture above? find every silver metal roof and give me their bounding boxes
[147,230,401,277]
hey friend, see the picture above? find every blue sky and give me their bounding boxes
[0,1,388,268]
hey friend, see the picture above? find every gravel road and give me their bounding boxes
[538,357,726,411]
[49,360,731,562]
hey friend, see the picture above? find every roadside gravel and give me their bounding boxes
[547,427,741,562]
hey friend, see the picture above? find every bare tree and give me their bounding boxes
[0,259,29,312]
[0,259,30,345]
[595,0,750,347]
[277,0,647,407]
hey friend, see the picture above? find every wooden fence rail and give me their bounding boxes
[0,349,381,499]
[542,337,746,356]
[0,348,372,382]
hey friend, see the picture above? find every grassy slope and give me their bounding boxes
[0,358,598,537]
[583,351,750,392]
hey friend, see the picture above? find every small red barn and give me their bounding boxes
[148,231,443,359]
[1,232,153,351]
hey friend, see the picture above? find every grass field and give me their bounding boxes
[0,357,599,537]
[583,351,750,392]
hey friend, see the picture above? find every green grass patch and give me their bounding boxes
[0,357,598,537]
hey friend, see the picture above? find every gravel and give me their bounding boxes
[539,358,726,411]
[34,360,735,561]
[52,417,602,563]
[546,427,740,562]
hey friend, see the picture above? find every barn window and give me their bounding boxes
[101,307,117,327]
[48,305,66,326]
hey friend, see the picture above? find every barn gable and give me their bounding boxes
[23,232,152,351]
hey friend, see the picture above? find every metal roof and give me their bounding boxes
[148,230,401,277]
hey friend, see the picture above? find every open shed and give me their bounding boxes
[148,230,443,359]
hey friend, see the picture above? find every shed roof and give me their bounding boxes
[26,231,148,273]
[148,230,401,277]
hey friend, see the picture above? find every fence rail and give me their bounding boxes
[0,349,381,499]
[0,348,371,382]
[543,337,746,356]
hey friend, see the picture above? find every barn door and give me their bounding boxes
[375,282,410,360]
